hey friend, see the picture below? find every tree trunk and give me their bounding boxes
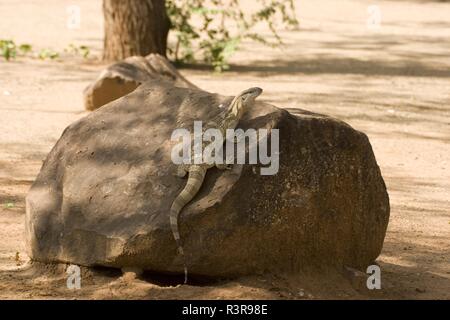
[103,0,170,61]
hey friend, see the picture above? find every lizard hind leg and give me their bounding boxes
[176,165,188,178]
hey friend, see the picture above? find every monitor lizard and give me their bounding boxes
[170,87,263,284]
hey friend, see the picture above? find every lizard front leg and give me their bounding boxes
[216,148,234,170]
[216,163,233,170]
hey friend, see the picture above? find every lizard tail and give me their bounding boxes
[170,165,207,284]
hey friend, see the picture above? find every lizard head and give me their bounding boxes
[229,87,263,117]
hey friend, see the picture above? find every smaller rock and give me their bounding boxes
[83,54,198,110]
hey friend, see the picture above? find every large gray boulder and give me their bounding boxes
[26,81,389,277]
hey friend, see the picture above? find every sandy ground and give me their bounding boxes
[0,0,449,299]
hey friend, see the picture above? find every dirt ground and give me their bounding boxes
[0,0,449,299]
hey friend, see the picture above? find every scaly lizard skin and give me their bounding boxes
[170,87,263,284]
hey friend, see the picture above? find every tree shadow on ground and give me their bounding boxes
[225,56,450,78]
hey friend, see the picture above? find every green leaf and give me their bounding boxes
[4,202,15,209]
[0,39,16,61]
[165,0,297,70]
[38,48,59,60]
[79,45,90,58]
[19,44,32,53]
